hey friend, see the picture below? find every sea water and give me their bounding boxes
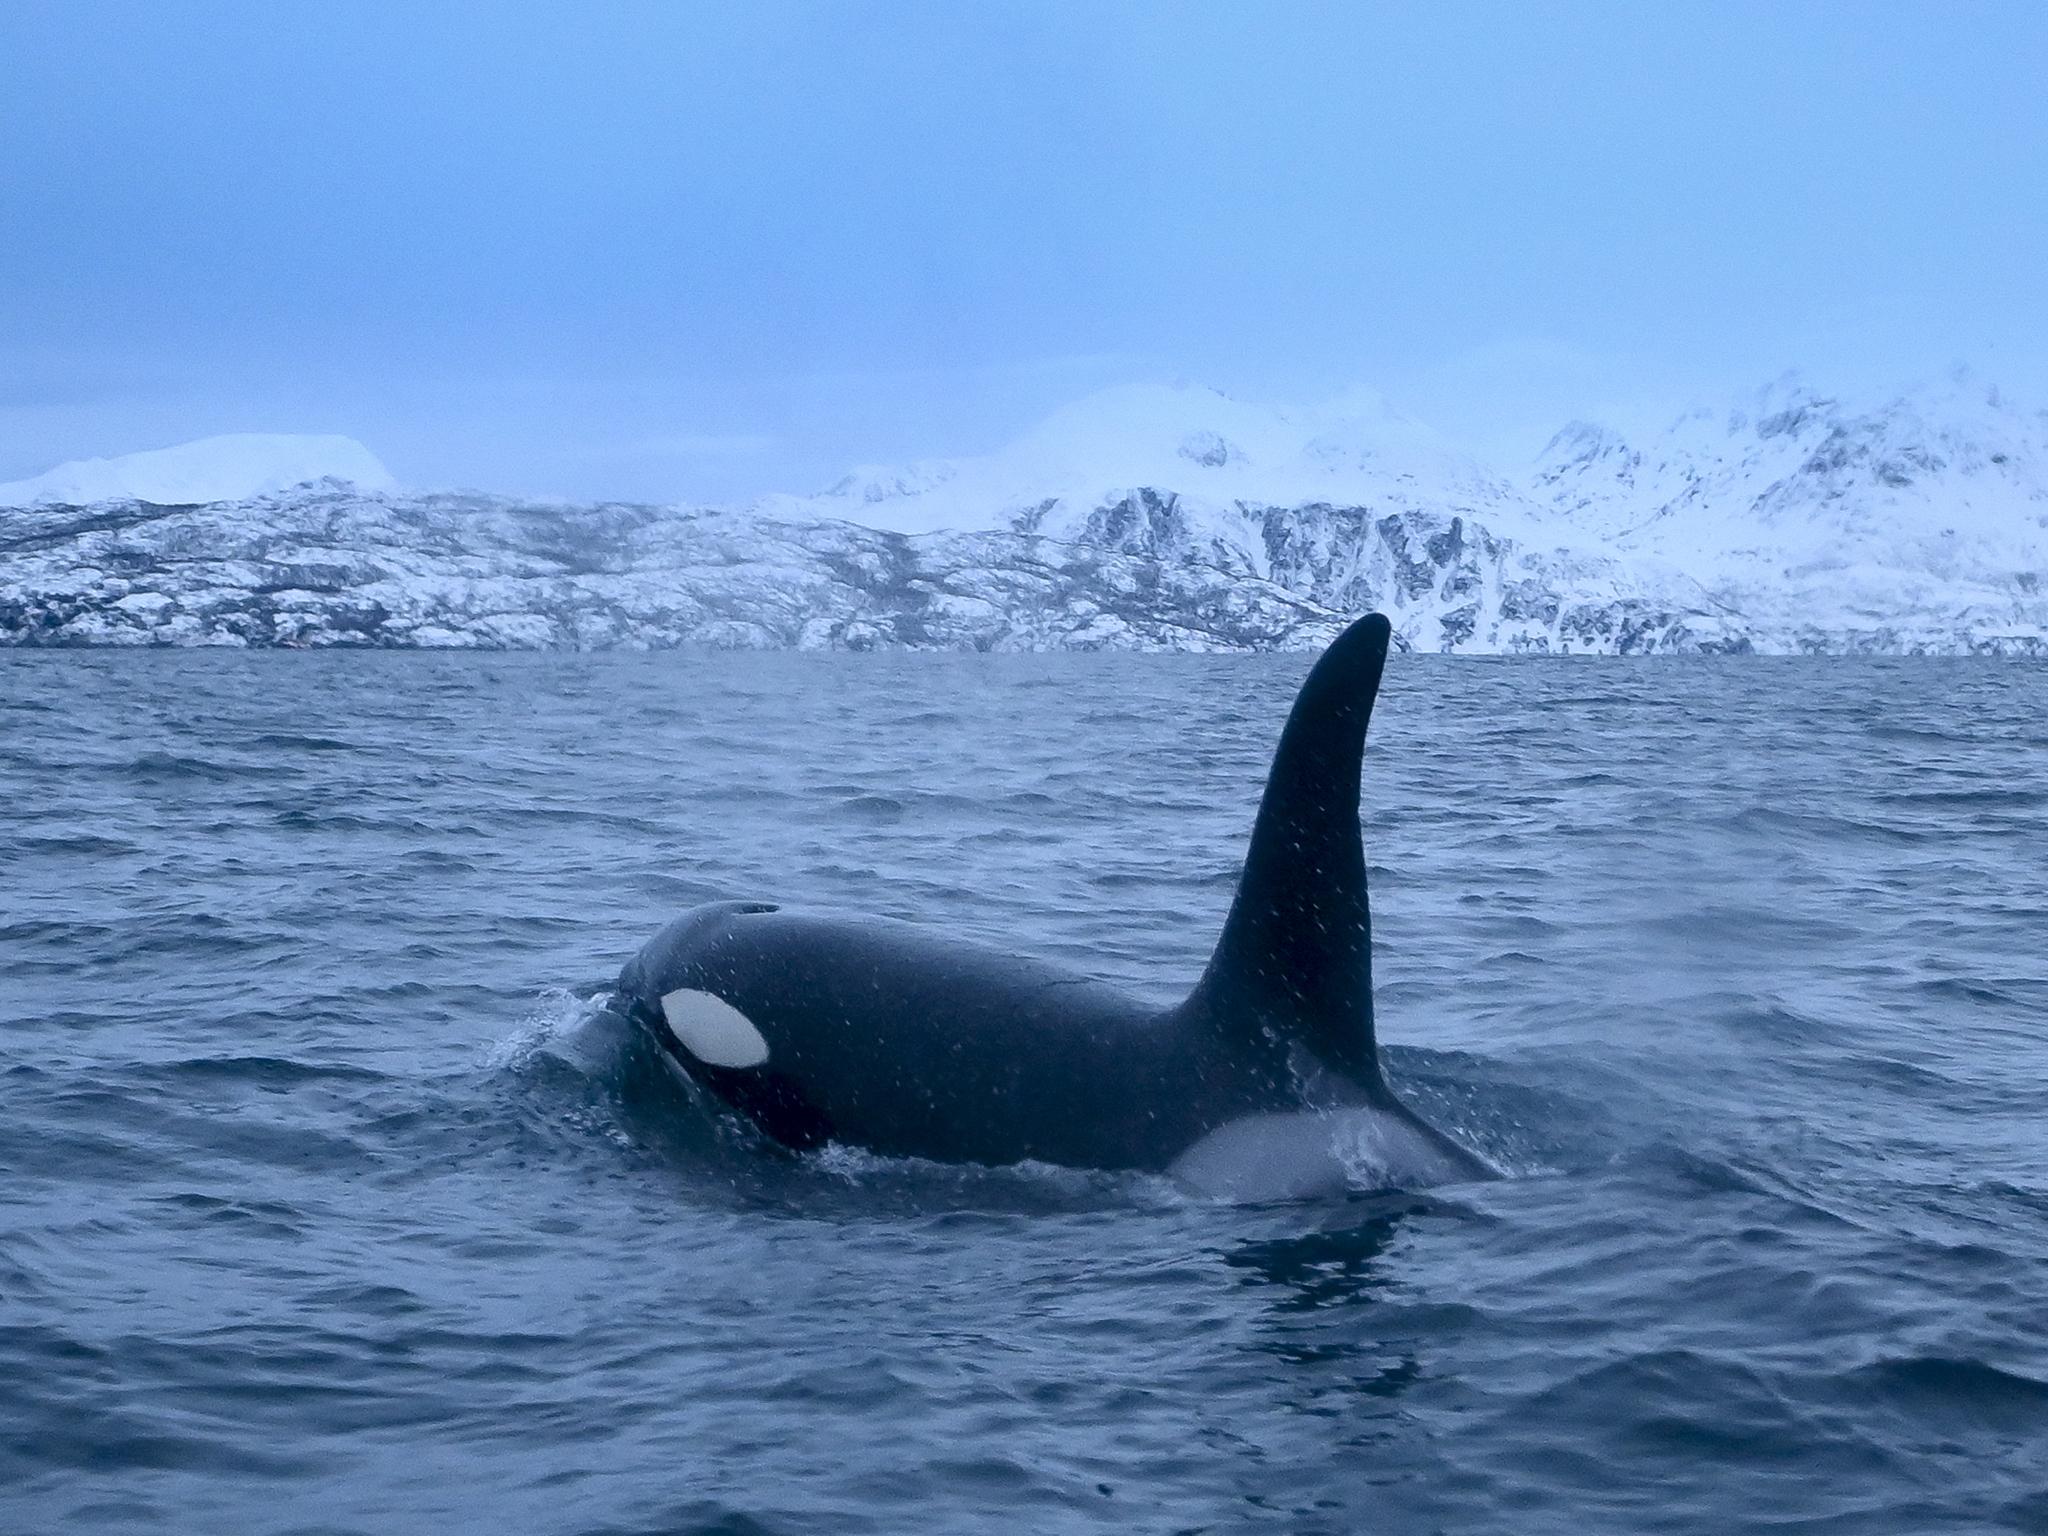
[3,649,2045,1534]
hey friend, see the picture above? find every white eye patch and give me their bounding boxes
[658,988,770,1069]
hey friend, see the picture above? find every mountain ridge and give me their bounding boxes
[4,374,2044,653]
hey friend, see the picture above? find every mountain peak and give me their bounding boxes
[1536,419,1631,470]
[1528,369,2048,612]
[766,380,1511,536]
[0,433,394,508]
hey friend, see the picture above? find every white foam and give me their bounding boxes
[481,987,609,1071]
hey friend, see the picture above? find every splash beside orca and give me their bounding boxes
[614,612,1494,1187]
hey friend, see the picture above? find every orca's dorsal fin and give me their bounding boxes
[1185,612,1392,1091]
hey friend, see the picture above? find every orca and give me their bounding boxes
[614,612,1494,1187]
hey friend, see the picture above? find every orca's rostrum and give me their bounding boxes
[615,613,1494,1186]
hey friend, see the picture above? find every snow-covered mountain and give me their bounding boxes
[3,376,2044,652]
[748,382,1734,653]
[762,382,1546,539]
[0,434,393,508]
[0,486,1358,651]
[1532,370,2048,650]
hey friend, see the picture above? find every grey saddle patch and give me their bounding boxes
[1169,1107,1482,1200]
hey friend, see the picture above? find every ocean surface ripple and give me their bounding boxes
[3,650,2046,1535]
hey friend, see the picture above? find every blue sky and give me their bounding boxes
[3,1,2044,498]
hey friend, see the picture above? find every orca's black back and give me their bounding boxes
[623,907,1296,1169]
[620,612,1446,1172]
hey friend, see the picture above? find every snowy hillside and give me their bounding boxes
[0,487,1359,651]
[3,376,2045,652]
[744,382,1736,653]
[0,434,393,508]
[1532,371,2048,649]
